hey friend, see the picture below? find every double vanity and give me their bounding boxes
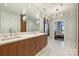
[0,32,48,56]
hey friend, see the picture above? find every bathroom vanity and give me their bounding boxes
[0,32,48,56]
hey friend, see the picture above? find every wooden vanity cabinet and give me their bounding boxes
[0,44,9,56]
[0,34,48,56]
[28,38,37,56]
[42,35,48,48]
[17,39,29,56]
[0,42,18,56]
[8,42,18,56]
[35,36,43,53]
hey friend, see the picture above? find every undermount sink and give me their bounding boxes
[0,35,21,41]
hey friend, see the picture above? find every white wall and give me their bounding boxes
[70,4,77,49]
[39,12,44,33]
[49,16,54,39]
[0,12,1,33]
[64,11,71,48]
[0,9,20,33]
[64,4,77,49]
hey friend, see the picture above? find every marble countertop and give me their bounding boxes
[0,32,47,45]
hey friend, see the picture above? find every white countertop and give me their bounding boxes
[0,32,47,45]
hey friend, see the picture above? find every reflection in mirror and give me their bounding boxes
[0,11,20,33]
[54,20,64,41]
[0,3,50,37]
[0,3,42,34]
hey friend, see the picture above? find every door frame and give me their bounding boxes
[77,3,79,56]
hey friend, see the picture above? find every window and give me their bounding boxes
[61,25,64,31]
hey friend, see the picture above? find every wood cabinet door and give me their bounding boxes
[36,36,43,53]
[21,39,29,56]
[17,39,29,56]
[16,41,22,56]
[28,38,36,56]
[0,45,9,56]
[0,42,17,56]
[42,35,47,48]
[8,42,18,56]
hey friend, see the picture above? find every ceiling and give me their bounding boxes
[0,3,76,18]
[33,3,76,14]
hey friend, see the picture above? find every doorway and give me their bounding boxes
[54,20,64,47]
[20,14,26,32]
[43,17,50,36]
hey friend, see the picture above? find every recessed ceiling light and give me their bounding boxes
[60,3,63,6]
[43,8,46,11]
[56,8,59,11]
[4,4,8,7]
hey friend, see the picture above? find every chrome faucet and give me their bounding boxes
[9,27,14,37]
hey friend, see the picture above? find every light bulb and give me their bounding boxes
[23,16,26,22]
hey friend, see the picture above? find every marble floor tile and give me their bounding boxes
[36,39,77,56]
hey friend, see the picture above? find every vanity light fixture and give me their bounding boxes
[23,15,26,22]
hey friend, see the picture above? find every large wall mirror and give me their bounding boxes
[0,4,41,33]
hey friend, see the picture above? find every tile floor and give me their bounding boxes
[36,38,77,56]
